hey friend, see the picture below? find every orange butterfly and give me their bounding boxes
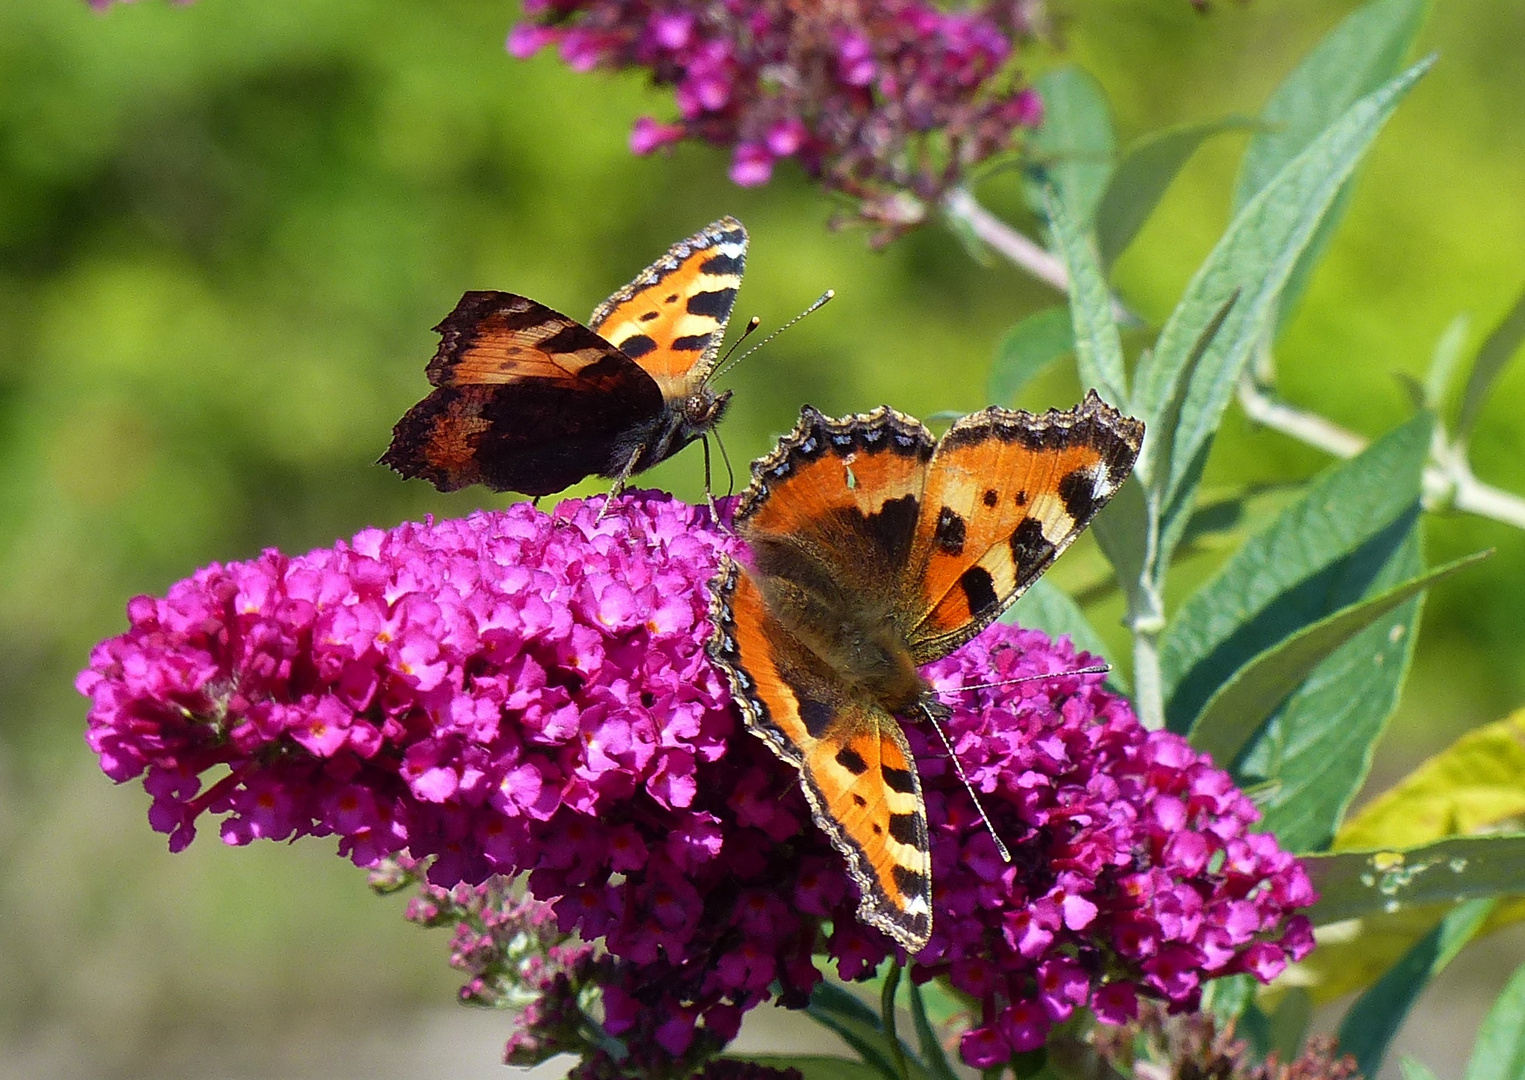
[382,218,747,498]
[707,393,1143,951]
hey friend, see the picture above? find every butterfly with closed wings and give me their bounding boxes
[382,217,748,499]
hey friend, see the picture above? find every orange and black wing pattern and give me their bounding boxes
[380,292,663,495]
[589,217,747,401]
[381,218,747,497]
[905,391,1143,661]
[707,394,1143,953]
[708,561,932,950]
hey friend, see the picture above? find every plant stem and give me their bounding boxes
[881,962,910,1080]
[948,187,1525,534]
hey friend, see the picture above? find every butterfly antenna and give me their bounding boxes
[713,315,762,374]
[711,290,834,384]
[946,664,1111,694]
[919,700,1011,863]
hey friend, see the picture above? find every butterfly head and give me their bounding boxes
[681,385,733,437]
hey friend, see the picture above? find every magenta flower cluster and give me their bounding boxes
[508,1,1046,237]
[80,492,1313,1072]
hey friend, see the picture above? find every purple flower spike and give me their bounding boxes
[504,1,1056,241]
[81,491,1314,1072]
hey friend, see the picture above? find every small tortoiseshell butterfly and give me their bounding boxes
[382,217,748,498]
[707,392,1144,951]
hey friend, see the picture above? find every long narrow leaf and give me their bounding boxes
[1337,898,1496,1078]
[1188,551,1487,765]
[988,307,1074,406]
[1044,184,1128,408]
[906,980,959,1080]
[1132,58,1432,573]
[1465,961,1525,1080]
[1026,66,1116,229]
[1162,413,1433,733]
[1232,0,1431,325]
[730,1057,888,1080]
[1097,116,1257,269]
[1455,283,1525,444]
[1241,528,1424,852]
[1306,834,1525,925]
[1234,0,1432,206]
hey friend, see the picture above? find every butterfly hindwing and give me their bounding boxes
[708,562,932,949]
[906,392,1144,660]
[381,293,664,494]
[589,217,748,399]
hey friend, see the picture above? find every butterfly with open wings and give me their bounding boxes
[382,217,748,498]
[707,392,1143,951]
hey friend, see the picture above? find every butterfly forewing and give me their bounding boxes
[905,393,1143,660]
[424,292,632,387]
[589,217,748,398]
[708,562,933,951]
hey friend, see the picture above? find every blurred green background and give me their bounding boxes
[2,0,1523,1076]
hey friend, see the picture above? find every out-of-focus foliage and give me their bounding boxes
[3,0,1524,1074]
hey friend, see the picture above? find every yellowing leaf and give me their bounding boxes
[1336,709,1525,850]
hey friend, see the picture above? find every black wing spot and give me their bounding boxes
[835,746,869,775]
[700,253,744,276]
[686,287,738,318]
[892,865,928,899]
[665,293,680,303]
[1057,467,1098,524]
[1014,490,1028,506]
[888,812,923,847]
[959,566,999,618]
[671,333,712,352]
[1010,517,1056,574]
[882,764,916,794]
[872,823,884,835]
[982,489,999,508]
[852,793,868,807]
[617,334,658,359]
[639,310,661,322]
[934,507,966,554]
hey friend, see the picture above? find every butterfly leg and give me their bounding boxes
[595,444,646,523]
[701,435,729,533]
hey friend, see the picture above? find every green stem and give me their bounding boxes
[881,962,910,1080]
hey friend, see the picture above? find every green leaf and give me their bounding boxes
[1096,116,1257,270]
[1236,0,1432,205]
[1465,960,1525,1080]
[1337,898,1497,1079]
[1337,708,1525,851]
[988,307,1074,406]
[1426,313,1473,410]
[1043,183,1128,408]
[1235,0,1431,327]
[728,1056,889,1080]
[1305,834,1525,925]
[1162,413,1433,733]
[1241,526,1424,852]
[906,979,959,1080]
[1455,283,1525,445]
[1089,473,1150,614]
[1402,1058,1444,1080]
[1131,58,1433,572]
[1188,550,1487,765]
[806,983,916,1080]
[1269,989,1314,1064]
[1027,66,1115,229]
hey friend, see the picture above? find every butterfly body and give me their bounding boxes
[382,218,747,497]
[708,394,1143,951]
